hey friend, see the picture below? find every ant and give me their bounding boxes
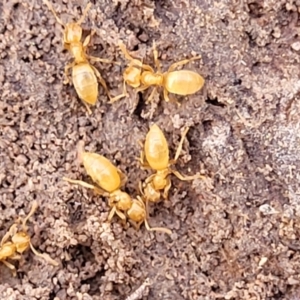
[43,0,123,114]
[114,41,205,105]
[0,201,58,276]
[63,141,172,235]
[139,124,204,204]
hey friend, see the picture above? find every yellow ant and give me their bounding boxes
[139,124,204,204]
[42,0,123,114]
[113,41,205,105]
[0,201,58,276]
[63,141,172,235]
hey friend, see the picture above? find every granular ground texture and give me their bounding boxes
[1,0,300,299]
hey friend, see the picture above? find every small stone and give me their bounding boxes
[291,41,300,51]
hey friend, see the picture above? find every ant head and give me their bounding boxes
[11,232,30,253]
[127,199,146,223]
[0,242,16,259]
[144,182,160,203]
[112,191,132,211]
[124,66,141,88]
[43,1,92,45]
[63,23,83,44]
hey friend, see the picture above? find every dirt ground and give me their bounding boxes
[1,0,300,299]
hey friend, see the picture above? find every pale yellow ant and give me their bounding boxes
[139,124,204,204]
[113,41,205,105]
[63,142,172,235]
[0,201,58,276]
[43,0,123,114]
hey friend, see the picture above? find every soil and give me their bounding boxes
[1,0,300,299]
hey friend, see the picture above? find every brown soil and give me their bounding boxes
[1,0,300,299]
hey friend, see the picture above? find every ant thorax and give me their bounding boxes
[70,43,87,63]
[141,71,163,86]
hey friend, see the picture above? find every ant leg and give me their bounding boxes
[63,177,95,189]
[135,197,172,235]
[88,56,121,66]
[115,209,127,226]
[127,219,140,230]
[92,66,126,103]
[136,84,150,93]
[83,35,91,48]
[138,140,144,149]
[21,201,38,232]
[135,63,154,72]
[8,224,18,235]
[145,197,150,220]
[144,221,172,235]
[85,33,119,65]
[108,205,127,225]
[137,149,151,169]
[83,31,119,68]
[43,0,65,27]
[63,62,74,85]
[167,56,202,72]
[91,66,113,102]
[0,224,20,248]
[163,88,180,106]
[145,174,156,185]
[82,102,92,115]
[76,2,92,25]
[145,87,157,104]
[134,220,144,230]
[152,41,161,72]
[118,41,155,71]
[107,206,116,222]
[172,170,205,181]
[82,30,95,50]
[163,88,171,103]
[173,127,190,162]
[165,89,181,106]
[9,253,22,260]
[118,41,142,65]
[138,185,150,219]
[144,219,172,235]
[139,181,145,195]
[0,224,17,247]
[117,169,127,186]
[0,224,17,246]
[2,260,17,277]
[29,243,59,266]
[92,65,129,103]
[63,177,103,194]
[162,178,171,199]
[107,80,128,104]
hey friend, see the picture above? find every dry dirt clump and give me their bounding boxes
[1,0,300,299]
